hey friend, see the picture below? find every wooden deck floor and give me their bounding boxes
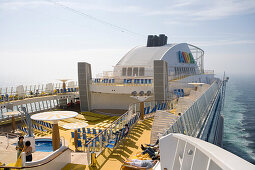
[62,117,154,170]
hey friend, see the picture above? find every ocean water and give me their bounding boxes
[222,75,255,164]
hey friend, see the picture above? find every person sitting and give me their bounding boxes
[124,124,129,137]
[140,142,160,159]
[16,136,24,159]
[145,139,159,147]
[24,141,32,162]
[123,158,157,169]
[141,147,160,159]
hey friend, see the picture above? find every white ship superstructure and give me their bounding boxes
[85,34,213,110]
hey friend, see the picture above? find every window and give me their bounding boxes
[133,67,138,76]
[127,67,132,76]
[139,67,145,76]
[122,68,127,76]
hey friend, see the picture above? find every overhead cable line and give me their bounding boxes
[46,0,146,38]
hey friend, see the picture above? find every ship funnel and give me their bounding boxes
[147,35,154,47]
[147,34,168,47]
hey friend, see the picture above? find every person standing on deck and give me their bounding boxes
[16,136,24,159]
[24,141,32,162]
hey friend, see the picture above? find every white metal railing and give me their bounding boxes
[158,133,255,170]
[0,82,79,104]
[0,93,79,119]
[162,80,221,138]
[82,100,172,166]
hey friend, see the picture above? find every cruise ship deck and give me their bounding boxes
[2,35,253,170]
[0,78,219,169]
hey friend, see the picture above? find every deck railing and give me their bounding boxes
[83,100,172,165]
[0,82,79,104]
[162,79,222,138]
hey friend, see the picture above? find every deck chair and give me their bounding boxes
[146,107,150,114]
[82,134,86,140]
[177,89,181,97]
[87,128,91,135]
[105,133,119,149]
[174,89,178,97]
[160,103,164,110]
[141,79,144,84]
[157,104,161,110]
[40,126,46,132]
[83,134,89,146]
[82,128,86,134]
[150,105,157,113]
[93,129,97,135]
[181,89,184,97]
[77,140,82,149]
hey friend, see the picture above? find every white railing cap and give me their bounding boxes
[161,134,255,170]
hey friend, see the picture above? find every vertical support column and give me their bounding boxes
[74,130,78,151]
[140,102,144,120]
[78,62,92,112]
[52,122,60,151]
[11,116,16,132]
[154,60,169,102]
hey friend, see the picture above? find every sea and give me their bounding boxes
[222,74,255,164]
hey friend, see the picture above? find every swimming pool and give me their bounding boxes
[35,138,62,152]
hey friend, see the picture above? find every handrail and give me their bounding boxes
[85,99,172,146]
[162,79,221,137]
[198,81,223,139]
[0,147,70,169]
[85,111,129,146]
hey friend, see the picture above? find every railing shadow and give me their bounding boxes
[91,117,154,169]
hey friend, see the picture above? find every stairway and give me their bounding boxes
[150,110,178,144]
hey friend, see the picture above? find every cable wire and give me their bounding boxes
[46,0,146,38]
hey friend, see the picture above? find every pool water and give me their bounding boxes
[35,138,62,152]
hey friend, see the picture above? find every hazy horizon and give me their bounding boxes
[1,0,255,86]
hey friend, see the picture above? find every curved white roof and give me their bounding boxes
[116,44,176,66]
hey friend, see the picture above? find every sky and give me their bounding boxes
[0,0,255,86]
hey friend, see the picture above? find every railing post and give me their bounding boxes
[92,139,95,153]
[87,144,91,165]
[91,152,97,167]
[99,135,102,152]
[140,102,144,120]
